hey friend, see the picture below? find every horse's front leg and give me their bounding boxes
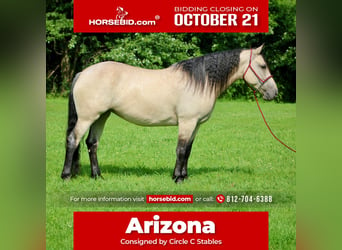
[182,140,194,177]
[173,120,199,183]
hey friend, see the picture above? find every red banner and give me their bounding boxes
[74,211,268,249]
[74,0,269,33]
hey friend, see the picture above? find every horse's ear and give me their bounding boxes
[254,44,265,54]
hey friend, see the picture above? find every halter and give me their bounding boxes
[243,48,273,91]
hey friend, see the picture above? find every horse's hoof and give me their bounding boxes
[91,173,103,180]
[61,172,71,180]
[174,176,185,183]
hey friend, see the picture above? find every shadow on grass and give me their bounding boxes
[76,164,255,178]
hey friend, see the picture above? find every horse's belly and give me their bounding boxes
[110,78,181,126]
[113,107,178,126]
[110,94,178,126]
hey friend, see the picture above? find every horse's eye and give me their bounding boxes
[261,64,267,69]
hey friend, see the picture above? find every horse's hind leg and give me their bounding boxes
[86,111,111,178]
[173,120,199,183]
[61,131,78,179]
[61,119,93,179]
[71,145,80,176]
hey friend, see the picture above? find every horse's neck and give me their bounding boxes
[216,50,250,98]
[216,65,245,98]
[237,49,251,78]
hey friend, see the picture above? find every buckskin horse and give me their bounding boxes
[61,45,278,183]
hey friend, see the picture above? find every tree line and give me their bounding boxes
[46,0,296,102]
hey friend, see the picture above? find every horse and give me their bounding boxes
[61,45,278,183]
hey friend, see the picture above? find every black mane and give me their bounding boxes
[174,49,241,94]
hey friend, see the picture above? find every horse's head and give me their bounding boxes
[242,45,278,100]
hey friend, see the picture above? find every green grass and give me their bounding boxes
[46,98,296,249]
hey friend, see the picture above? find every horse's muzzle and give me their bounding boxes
[263,88,278,100]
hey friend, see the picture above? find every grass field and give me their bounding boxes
[46,98,296,249]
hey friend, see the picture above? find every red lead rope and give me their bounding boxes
[252,90,296,153]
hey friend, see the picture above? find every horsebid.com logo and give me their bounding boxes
[88,6,158,26]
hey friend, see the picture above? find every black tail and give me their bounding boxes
[66,73,80,135]
[66,73,81,169]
